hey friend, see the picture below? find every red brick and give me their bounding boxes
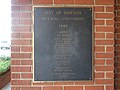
[116,40,120,44]
[22,87,41,90]
[106,59,114,65]
[106,33,114,38]
[116,79,120,84]
[106,6,114,12]
[106,85,114,90]
[11,80,31,85]
[75,81,94,85]
[106,46,114,52]
[115,73,120,78]
[43,86,62,90]
[95,40,114,45]
[95,33,105,38]
[11,53,31,58]
[11,26,31,32]
[116,5,120,10]
[115,57,120,62]
[95,20,104,25]
[11,12,31,18]
[11,87,20,90]
[11,60,20,65]
[95,0,114,5]
[115,28,120,33]
[116,22,120,28]
[11,40,31,45]
[95,66,114,71]
[115,85,120,89]
[33,0,52,4]
[117,10,120,16]
[115,51,120,56]
[21,46,32,52]
[116,79,119,86]
[21,60,33,65]
[116,46,120,51]
[11,66,31,72]
[11,6,20,11]
[117,11,120,16]
[54,82,74,85]
[20,33,32,38]
[115,62,120,68]
[11,73,20,79]
[21,73,33,78]
[20,6,32,11]
[95,73,104,78]
[11,33,20,38]
[96,53,114,58]
[64,86,83,90]
[11,0,31,5]
[95,60,105,65]
[106,72,114,78]
[106,20,114,25]
[33,82,53,85]
[116,34,120,39]
[115,17,120,21]
[11,19,20,25]
[96,26,114,32]
[85,86,104,90]
[20,19,32,25]
[95,6,104,12]
[95,79,114,84]
[115,79,120,84]
[116,67,120,74]
[117,0,120,4]
[95,13,114,19]
[54,0,74,4]
[95,46,105,52]
[11,46,20,52]
[75,0,94,4]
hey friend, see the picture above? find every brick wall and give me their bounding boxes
[115,0,120,90]
[11,0,115,90]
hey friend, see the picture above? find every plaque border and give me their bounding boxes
[32,5,94,82]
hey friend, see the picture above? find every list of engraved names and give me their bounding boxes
[34,8,92,81]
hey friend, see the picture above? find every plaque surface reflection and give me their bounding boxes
[34,7,93,81]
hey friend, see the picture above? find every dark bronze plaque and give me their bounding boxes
[34,7,93,81]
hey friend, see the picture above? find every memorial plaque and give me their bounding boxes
[34,7,93,81]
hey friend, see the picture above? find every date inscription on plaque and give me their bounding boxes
[34,7,93,81]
